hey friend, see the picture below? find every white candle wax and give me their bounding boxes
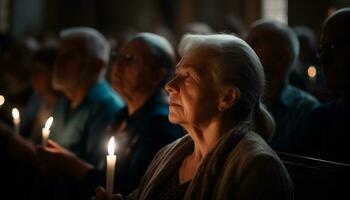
[106,136,116,198]
[42,128,50,146]
[12,108,20,135]
[42,116,53,146]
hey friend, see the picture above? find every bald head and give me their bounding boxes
[322,8,350,45]
[247,20,299,71]
[246,21,299,88]
[246,20,299,101]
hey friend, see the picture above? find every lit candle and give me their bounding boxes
[106,136,117,198]
[12,108,20,135]
[0,95,5,107]
[42,116,53,146]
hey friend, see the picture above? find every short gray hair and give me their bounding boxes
[60,27,110,64]
[179,34,273,137]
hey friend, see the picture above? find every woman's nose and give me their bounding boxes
[165,76,178,94]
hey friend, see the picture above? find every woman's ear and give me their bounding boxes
[218,86,240,111]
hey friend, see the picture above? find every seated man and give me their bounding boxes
[49,27,124,165]
[246,21,320,153]
[39,32,183,199]
[303,8,350,164]
[35,27,124,200]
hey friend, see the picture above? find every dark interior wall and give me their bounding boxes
[10,0,348,40]
[11,0,42,36]
[225,0,261,31]
[42,0,161,36]
[40,0,258,36]
[288,0,331,38]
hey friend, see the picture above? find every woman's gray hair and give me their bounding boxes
[178,34,274,139]
[60,27,110,64]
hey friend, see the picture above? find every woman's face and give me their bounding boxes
[165,48,221,128]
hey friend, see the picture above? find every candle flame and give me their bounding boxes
[0,95,5,106]
[44,116,54,129]
[307,65,317,78]
[12,108,19,119]
[108,136,115,155]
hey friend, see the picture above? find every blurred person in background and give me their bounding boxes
[35,27,124,200]
[20,46,61,143]
[303,8,350,164]
[246,20,320,153]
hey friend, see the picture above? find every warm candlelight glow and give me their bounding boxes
[44,116,54,129]
[0,95,5,106]
[12,108,19,120]
[108,136,116,155]
[12,108,20,135]
[42,116,54,146]
[307,65,317,78]
[106,136,117,197]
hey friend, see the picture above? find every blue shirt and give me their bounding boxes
[50,80,124,166]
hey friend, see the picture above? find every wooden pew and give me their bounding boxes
[277,152,350,200]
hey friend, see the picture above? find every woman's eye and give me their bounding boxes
[183,72,193,84]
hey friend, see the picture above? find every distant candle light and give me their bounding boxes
[307,65,317,78]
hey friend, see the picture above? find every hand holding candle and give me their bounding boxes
[106,136,117,198]
[42,116,53,146]
[12,108,20,135]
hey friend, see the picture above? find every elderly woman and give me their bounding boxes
[94,34,293,200]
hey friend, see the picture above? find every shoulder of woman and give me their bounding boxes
[236,131,275,155]
[138,135,191,181]
[215,132,293,200]
[223,131,282,175]
[135,135,192,198]
[148,135,191,165]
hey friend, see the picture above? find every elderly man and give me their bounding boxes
[246,21,319,153]
[304,8,350,164]
[35,27,124,200]
[47,27,124,165]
